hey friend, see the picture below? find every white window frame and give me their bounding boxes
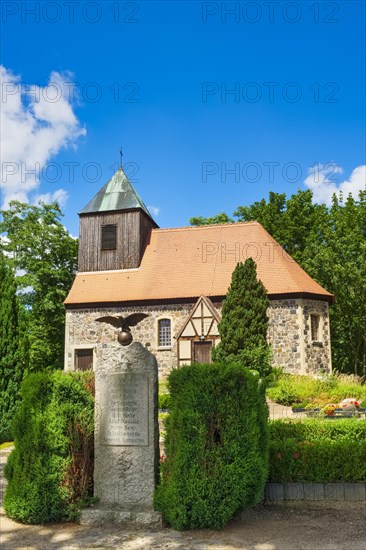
[157,317,172,350]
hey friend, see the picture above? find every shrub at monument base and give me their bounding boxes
[154,362,269,530]
[269,419,366,483]
[4,371,94,524]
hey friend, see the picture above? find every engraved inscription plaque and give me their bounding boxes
[101,373,149,446]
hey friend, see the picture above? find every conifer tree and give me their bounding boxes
[0,254,28,442]
[212,258,271,377]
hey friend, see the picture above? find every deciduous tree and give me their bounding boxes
[0,201,78,371]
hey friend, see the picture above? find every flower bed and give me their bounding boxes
[292,398,366,419]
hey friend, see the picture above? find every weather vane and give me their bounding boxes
[119,146,123,170]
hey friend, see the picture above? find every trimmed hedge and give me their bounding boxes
[269,419,366,483]
[154,362,269,530]
[4,371,94,524]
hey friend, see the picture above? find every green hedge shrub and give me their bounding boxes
[4,370,94,524]
[269,419,366,483]
[154,362,269,530]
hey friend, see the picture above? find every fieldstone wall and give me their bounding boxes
[64,303,195,379]
[65,297,332,378]
[267,299,302,374]
[303,299,332,375]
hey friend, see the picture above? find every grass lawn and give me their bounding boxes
[159,371,366,409]
[267,372,366,407]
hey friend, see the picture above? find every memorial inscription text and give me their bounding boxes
[101,373,149,446]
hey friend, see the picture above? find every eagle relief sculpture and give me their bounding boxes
[95,313,149,346]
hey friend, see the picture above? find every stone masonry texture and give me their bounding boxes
[65,298,332,378]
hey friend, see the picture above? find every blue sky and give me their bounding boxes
[1,0,365,234]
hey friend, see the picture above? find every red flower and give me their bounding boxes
[160,454,166,463]
[293,452,300,459]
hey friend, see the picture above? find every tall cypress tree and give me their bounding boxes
[212,258,271,377]
[0,254,28,442]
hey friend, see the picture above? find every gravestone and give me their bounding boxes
[80,342,162,528]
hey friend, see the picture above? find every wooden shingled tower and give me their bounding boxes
[78,167,158,272]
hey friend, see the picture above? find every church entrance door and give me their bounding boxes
[193,341,212,363]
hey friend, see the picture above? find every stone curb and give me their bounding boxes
[265,482,366,501]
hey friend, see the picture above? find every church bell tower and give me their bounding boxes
[78,167,158,272]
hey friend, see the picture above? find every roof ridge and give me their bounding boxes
[152,221,262,233]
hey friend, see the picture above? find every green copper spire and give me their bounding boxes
[79,168,154,219]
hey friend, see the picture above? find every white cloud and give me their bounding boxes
[147,205,160,217]
[0,66,86,208]
[337,165,366,198]
[304,163,366,205]
[33,189,69,208]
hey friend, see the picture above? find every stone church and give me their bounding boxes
[64,167,334,378]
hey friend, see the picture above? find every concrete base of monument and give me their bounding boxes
[79,506,163,529]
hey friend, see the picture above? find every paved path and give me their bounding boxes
[1,447,365,550]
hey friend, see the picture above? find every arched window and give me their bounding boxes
[158,318,171,348]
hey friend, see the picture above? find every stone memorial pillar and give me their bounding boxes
[80,342,162,529]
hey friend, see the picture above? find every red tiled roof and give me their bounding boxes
[65,222,333,305]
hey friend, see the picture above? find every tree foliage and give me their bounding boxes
[190,189,366,375]
[190,212,234,226]
[0,253,28,442]
[212,259,271,377]
[304,194,366,375]
[0,201,78,371]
